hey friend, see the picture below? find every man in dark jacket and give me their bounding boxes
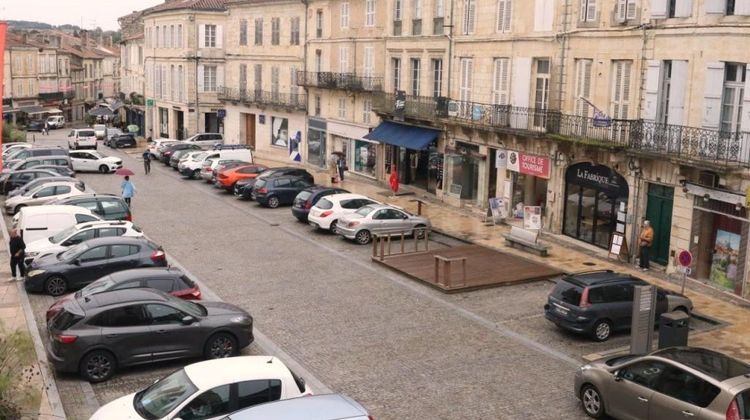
[9,229,26,279]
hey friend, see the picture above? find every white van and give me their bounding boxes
[179,147,252,178]
[46,115,65,129]
[12,205,101,244]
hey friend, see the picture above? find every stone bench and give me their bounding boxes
[505,226,549,257]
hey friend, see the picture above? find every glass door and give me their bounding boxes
[594,192,615,249]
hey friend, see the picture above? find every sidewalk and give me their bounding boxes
[255,155,750,362]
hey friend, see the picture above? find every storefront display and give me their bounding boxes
[352,139,377,177]
[563,162,629,249]
[271,117,289,147]
[446,142,480,201]
[506,151,550,219]
[307,118,327,167]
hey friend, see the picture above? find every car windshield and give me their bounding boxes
[133,369,198,420]
[551,279,584,306]
[50,225,78,244]
[355,206,376,217]
[78,130,95,137]
[60,243,88,261]
[75,276,115,298]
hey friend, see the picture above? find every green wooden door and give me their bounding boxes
[645,184,674,265]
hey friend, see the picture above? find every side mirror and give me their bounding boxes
[72,259,81,266]
[181,315,195,325]
[613,370,622,382]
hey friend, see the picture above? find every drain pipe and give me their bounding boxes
[446,0,454,98]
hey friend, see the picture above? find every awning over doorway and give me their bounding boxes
[363,121,440,150]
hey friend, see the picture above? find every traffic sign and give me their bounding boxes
[676,266,692,275]
[677,250,693,267]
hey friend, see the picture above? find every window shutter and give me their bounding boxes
[511,57,532,108]
[702,62,725,129]
[575,60,592,117]
[736,0,750,15]
[587,0,597,20]
[493,58,510,104]
[364,47,373,77]
[504,0,512,31]
[617,0,627,21]
[339,46,348,72]
[460,58,473,102]
[643,60,661,121]
[197,64,205,93]
[650,0,667,18]
[497,0,506,30]
[535,0,554,30]
[216,25,223,48]
[464,0,476,33]
[217,65,224,90]
[741,66,750,133]
[198,24,206,48]
[667,60,688,125]
[674,0,692,16]
[704,0,725,13]
[626,0,638,19]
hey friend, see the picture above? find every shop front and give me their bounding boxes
[505,150,550,219]
[444,142,480,201]
[563,162,629,249]
[307,118,327,168]
[328,121,378,179]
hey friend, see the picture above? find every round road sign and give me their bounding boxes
[677,250,693,267]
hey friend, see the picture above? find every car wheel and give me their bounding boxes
[580,384,605,418]
[267,196,280,208]
[79,350,116,383]
[44,276,68,296]
[98,165,109,173]
[192,169,200,179]
[355,229,372,245]
[329,220,339,234]
[413,224,427,239]
[204,333,237,359]
[13,204,25,215]
[591,319,612,342]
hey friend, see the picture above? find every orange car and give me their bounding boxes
[215,163,268,190]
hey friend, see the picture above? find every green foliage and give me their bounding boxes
[2,123,27,143]
[85,114,97,126]
[0,325,35,420]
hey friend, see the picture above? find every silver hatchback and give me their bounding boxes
[575,346,750,419]
[336,204,431,244]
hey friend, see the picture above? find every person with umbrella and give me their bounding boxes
[116,168,137,206]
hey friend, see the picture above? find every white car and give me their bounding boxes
[69,150,123,173]
[93,124,107,140]
[149,139,181,159]
[67,129,97,150]
[46,115,65,128]
[177,151,206,173]
[308,194,381,233]
[183,132,224,149]
[4,180,86,214]
[12,205,101,244]
[2,142,32,157]
[24,220,142,265]
[90,356,312,420]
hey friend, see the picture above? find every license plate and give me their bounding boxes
[555,306,568,316]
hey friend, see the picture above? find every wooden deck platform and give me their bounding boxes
[373,244,563,292]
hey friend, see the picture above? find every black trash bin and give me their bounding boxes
[658,311,690,349]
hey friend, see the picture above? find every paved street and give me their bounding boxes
[12,131,722,419]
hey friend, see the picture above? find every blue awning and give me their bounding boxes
[363,121,440,150]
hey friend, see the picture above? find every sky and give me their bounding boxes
[0,0,163,31]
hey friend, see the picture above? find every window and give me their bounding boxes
[34,186,56,198]
[657,60,673,124]
[254,64,262,94]
[178,65,184,102]
[602,284,633,302]
[97,227,125,238]
[616,0,638,21]
[92,305,148,327]
[316,10,323,38]
[168,25,174,48]
[413,0,423,35]
[155,26,160,48]
[394,0,403,20]
[290,17,300,45]
[338,97,347,118]
[79,246,108,262]
[239,19,248,45]
[619,360,668,389]
[721,63,746,133]
[171,65,177,100]
[366,0,376,26]
[431,59,443,97]
[237,380,282,409]
[363,98,372,123]
[341,2,350,28]
[392,57,402,91]
[204,24,217,47]
[728,0,736,15]
[463,0,476,34]
[101,200,127,217]
[459,57,473,108]
[410,58,421,96]
[314,95,321,116]
[204,65,217,92]
[271,66,280,100]
[574,59,593,117]
[497,0,512,32]
[492,58,510,104]
[255,18,263,45]
[434,0,445,34]
[339,46,349,73]
[654,365,721,408]
[65,230,95,246]
[610,60,632,119]
[146,304,185,324]
[274,178,291,187]
[177,24,183,47]
[110,244,137,258]
[76,214,99,224]
[533,59,551,127]
[271,18,280,45]
[363,46,374,89]
[177,385,231,420]
[580,0,597,22]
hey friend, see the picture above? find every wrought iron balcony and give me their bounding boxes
[372,92,750,169]
[296,71,383,92]
[218,87,307,111]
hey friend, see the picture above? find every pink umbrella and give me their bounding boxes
[115,168,135,176]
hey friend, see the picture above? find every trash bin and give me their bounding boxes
[658,311,690,349]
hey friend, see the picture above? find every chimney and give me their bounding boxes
[105,35,113,48]
[81,30,88,45]
[21,32,28,44]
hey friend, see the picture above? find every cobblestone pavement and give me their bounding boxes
[13,133,726,419]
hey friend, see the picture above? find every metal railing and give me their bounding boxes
[296,71,384,92]
[218,87,307,111]
[372,228,430,261]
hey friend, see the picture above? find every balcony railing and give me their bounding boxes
[372,93,750,168]
[297,71,383,92]
[218,87,307,111]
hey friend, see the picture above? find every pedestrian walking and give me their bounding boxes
[42,121,49,135]
[328,154,339,184]
[142,149,151,175]
[9,229,26,280]
[639,220,654,271]
[121,175,136,207]
[337,155,346,181]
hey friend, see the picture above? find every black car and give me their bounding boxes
[543,270,694,341]
[50,193,133,221]
[235,167,314,199]
[34,165,76,178]
[253,175,315,208]
[26,120,45,132]
[161,143,202,164]
[0,169,59,194]
[46,288,253,382]
[291,186,349,222]
[24,237,167,296]
[7,176,81,198]
[107,133,137,148]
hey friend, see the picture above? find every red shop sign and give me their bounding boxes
[508,151,550,179]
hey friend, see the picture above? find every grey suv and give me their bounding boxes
[544,270,693,341]
[575,346,750,419]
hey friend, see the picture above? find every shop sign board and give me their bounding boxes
[495,149,507,168]
[523,206,542,230]
[507,151,550,179]
[146,99,154,107]
[489,198,508,222]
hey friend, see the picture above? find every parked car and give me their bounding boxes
[33,165,76,178]
[574,346,750,419]
[24,237,167,296]
[215,164,267,191]
[148,139,180,159]
[209,160,251,184]
[543,270,694,341]
[50,194,133,221]
[26,120,45,132]
[337,204,431,245]
[161,142,201,163]
[253,175,314,208]
[8,177,81,198]
[3,142,32,157]
[235,167,314,199]
[105,128,122,142]
[68,128,98,150]
[308,194,380,233]
[182,132,224,149]
[107,133,137,148]
[291,187,349,223]
[177,151,205,174]
[0,169,60,194]
[45,267,201,322]
[25,220,143,265]
[90,355,309,417]
[169,148,196,169]
[46,115,65,128]
[198,158,216,182]
[4,180,86,214]
[93,124,107,140]
[47,288,253,382]
[226,394,370,420]
[12,205,100,244]
[4,156,72,173]
[69,150,123,173]
[181,149,253,179]
[4,146,67,168]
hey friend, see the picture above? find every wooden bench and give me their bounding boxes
[505,226,549,257]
